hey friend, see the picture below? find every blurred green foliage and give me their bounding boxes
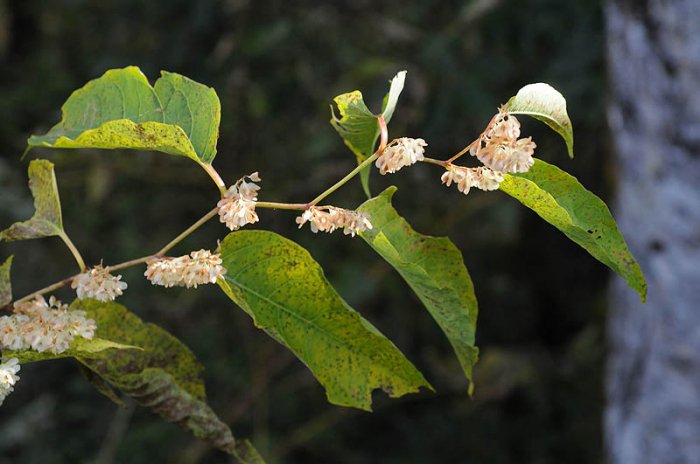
[0,0,608,462]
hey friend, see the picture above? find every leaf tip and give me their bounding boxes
[378,185,398,202]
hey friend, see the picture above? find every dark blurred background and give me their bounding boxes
[0,1,613,463]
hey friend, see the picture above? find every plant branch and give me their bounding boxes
[445,141,475,164]
[156,207,219,257]
[12,116,393,306]
[256,202,308,210]
[421,157,449,168]
[308,115,388,207]
[108,256,151,273]
[14,276,76,305]
[13,207,221,306]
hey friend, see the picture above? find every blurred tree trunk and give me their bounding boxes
[605,1,700,463]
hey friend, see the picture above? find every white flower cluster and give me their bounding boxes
[441,111,537,195]
[441,165,504,195]
[0,358,20,406]
[71,265,127,302]
[469,112,536,174]
[144,249,226,288]
[296,206,372,237]
[218,172,261,230]
[375,138,427,175]
[0,296,96,355]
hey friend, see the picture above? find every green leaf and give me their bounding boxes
[218,230,431,411]
[0,159,64,241]
[330,71,407,197]
[504,83,574,158]
[499,159,646,301]
[358,187,479,393]
[31,120,199,161]
[232,440,268,464]
[6,337,137,364]
[72,299,262,461]
[154,71,221,164]
[31,66,163,142]
[0,256,14,308]
[28,66,220,165]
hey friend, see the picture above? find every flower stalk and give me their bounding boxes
[57,231,86,272]
[308,115,388,207]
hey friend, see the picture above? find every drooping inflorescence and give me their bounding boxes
[375,138,427,175]
[296,206,372,237]
[0,358,20,406]
[145,249,226,288]
[71,265,128,302]
[440,110,537,195]
[0,296,96,354]
[217,172,261,230]
[469,111,536,174]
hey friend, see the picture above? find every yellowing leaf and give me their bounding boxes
[28,66,221,165]
[6,337,138,364]
[72,300,262,461]
[40,120,199,161]
[500,159,646,301]
[31,66,163,143]
[359,188,479,393]
[0,159,64,241]
[504,83,574,158]
[0,256,14,308]
[218,230,432,411]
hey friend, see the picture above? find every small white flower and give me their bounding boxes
[475,137,536,174]
[488,113,521,140]
[145,250,226,289]
[470,113,537,174]
[71,265,128,302]
[143,258,184,288]
[441,165,504,195]
[341,211,372,237]
[218,173,261,231]
[474,166,504,191]
[0,296,96,355]
[296,206,372,237]
[181,250,227,288]
[375,138,427,175]
[0,358,20,406]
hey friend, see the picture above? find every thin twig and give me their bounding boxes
[13,207,221,305]
[421,157,448,168]
[308,115,388,207]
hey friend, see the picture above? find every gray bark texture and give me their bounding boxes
[606,1,700,463]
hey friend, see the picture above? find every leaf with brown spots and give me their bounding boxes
[358,187,479,394]
[5,337,138,364]
[218,230,432,411]
[0,159,64,242]
[27,66,220,165]
[500,159,646,301]
[69,299,263,462]
[0,256,13,308]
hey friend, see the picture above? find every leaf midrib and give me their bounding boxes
[224,261,417,384]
